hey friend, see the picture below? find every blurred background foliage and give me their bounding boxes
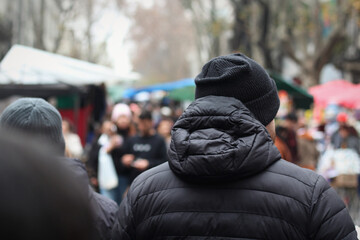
[0,0,359,87]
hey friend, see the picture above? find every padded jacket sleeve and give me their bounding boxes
[112,185,136,240]
[148,137,168,169]
[309,176,357,240]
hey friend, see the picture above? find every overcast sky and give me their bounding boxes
[92,0,156,75]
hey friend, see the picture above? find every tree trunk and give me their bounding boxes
[229,0,252,56]
[210,0,220,57]
[33,0,46,50]
[52,0,76,53]
[86,0,94,62]
[301,64,320,88]
[256,0,273,69]
[52,25,64,53]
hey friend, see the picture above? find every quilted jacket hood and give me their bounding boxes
[168,95,281,183]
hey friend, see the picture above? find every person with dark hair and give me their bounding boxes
[0,98,118,240]
[283,112,299,163]
[274,125,293,162]
[332,125,360,154]
[0,130,94,240]
[112,54,356,239]
[156,117,174,149]
[331,112,360,155]
[121,110,168,183]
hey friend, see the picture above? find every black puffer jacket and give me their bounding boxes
[63,158,118,240]
[112,96,357,240]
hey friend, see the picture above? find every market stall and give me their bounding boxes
[0,45,135,145]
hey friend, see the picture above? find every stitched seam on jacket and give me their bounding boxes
[178,116,262,131]
[134,186,310,208]
[342,230,357,240]
[307,175,321,238]
[132,169,172,193]
[182,151,240,156]
[309,187,346,237]
[153,235,262,239]
[267,170,313,187]
[170,125,183,163]
[309,207,348,238]
[125,187,137,240]
[236,129,265,170]
[310,175,321,208]
[118,219,131,239]
[136,210,307,237]
[321,204,346,225]
[318,185,332,198]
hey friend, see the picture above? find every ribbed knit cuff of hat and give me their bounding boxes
[243,85,279,126]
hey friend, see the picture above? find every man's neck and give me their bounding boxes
[140,129,155,137]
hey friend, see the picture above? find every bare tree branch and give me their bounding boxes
[314,26,346,70]
[256,0,273,69]
[314,1,351,70]
[32,0,46,50]
[282,38,303,66]
[52,0,77,53]
[313,0,322,51]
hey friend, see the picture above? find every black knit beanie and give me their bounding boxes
[195,53,280,126]
[0,98,65,155]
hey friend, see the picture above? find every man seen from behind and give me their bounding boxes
[112,53,357,240]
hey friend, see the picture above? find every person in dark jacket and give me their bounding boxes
[0,129,95,240]
[112,54,357,240]
[121,110,168,183]
[0,98,118,240]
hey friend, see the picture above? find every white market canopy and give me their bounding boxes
[0,44,138,86]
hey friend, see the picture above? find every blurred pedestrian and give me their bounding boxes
[283,112,299,163]
[121,110,168,183]
[333,125,360,154]
[112,103,137,138]
[297,130,319,170]
[274,125,293,162]
[110,103,137,201]
[62,119,83,159]
[87,120,120,202]
[0,130,95,240]
[331,112,360,154]
[112,53,356,239]
[0,98,118,240]
[156,117,174,149]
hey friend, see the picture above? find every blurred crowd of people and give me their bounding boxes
[62,96,360,219]
[78,101,182,204]
[275,110,360,169]
[0,53,359,239]
[275,109,360,224]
